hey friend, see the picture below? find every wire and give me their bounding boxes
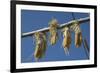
[22,17,90,37]
[72,13,75,20]
[82,38,89,59]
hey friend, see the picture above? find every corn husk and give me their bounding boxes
[62,27,71,55]
[72,20,82,48]
[49,18,59,45]
[75,31,82,48]
[34,32,47,61]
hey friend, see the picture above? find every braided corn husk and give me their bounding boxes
[49,18,58,45]
[34,32,47,61]
[62,27,71,55]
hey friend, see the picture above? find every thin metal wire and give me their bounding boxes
[72,13,75,20]
[82,38,89,59]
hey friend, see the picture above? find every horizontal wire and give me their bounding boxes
[22,17,90,37]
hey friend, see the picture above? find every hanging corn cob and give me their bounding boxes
[71,20,82,48]
[62,27,71,55]
[49,18,59,45]
[34,32,47,61]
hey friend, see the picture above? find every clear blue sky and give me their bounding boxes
[21,10,90,63]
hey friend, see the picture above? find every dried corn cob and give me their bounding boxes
[49,18,59,45]
[34,32,47,61]
[62,27,71,55]
[72,20,82,48]
[75,29,82,48]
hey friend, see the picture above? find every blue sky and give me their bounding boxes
[21,10,90,63]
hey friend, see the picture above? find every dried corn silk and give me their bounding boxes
[62,27,71,55]
[49,18,58,45]
[34,32,47,61]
